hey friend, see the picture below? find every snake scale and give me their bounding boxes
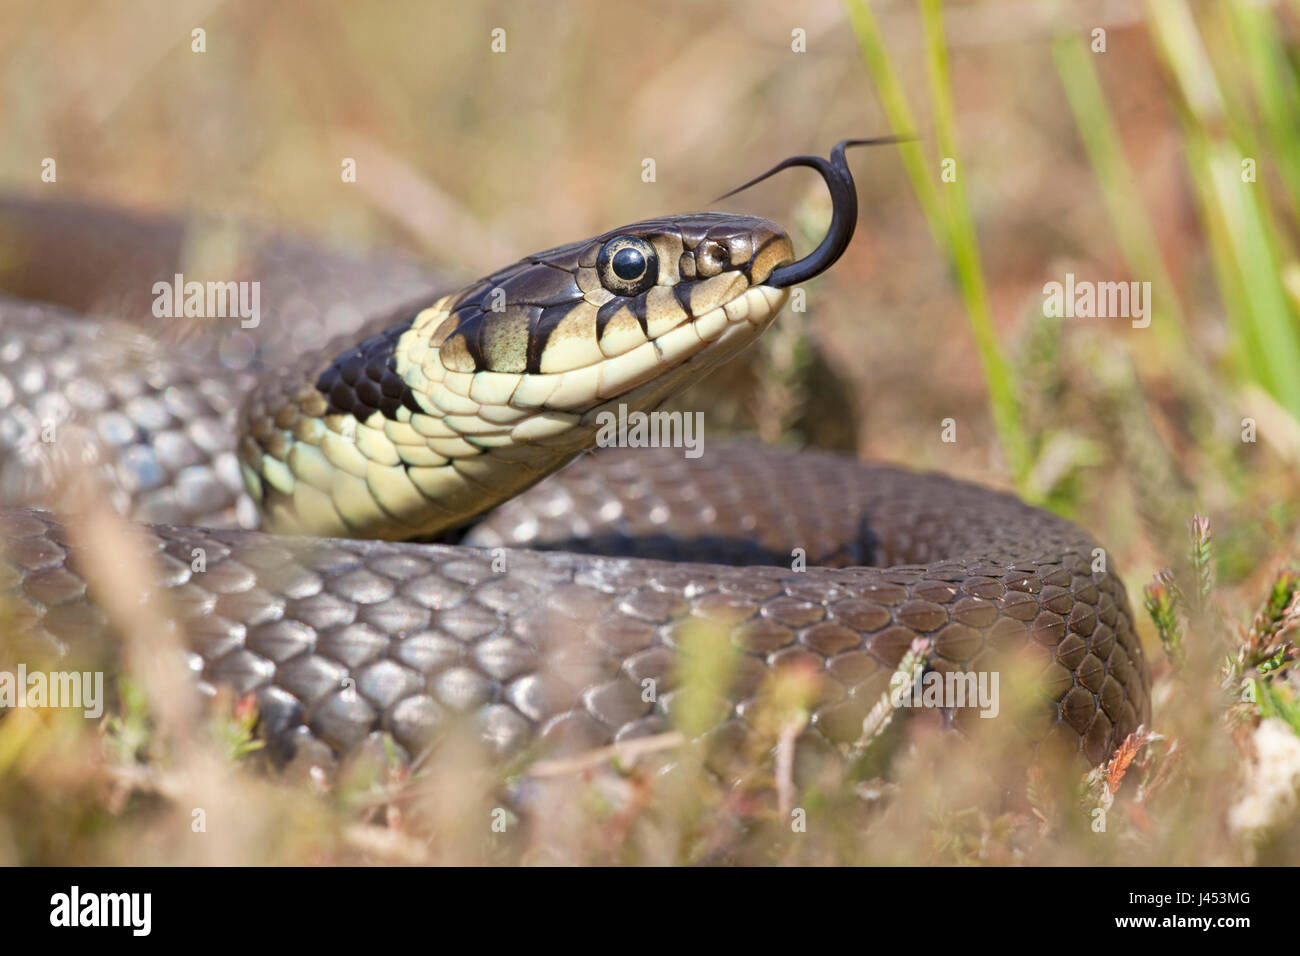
[0,143,1149,783]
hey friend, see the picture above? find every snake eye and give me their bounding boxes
[612,247,645,280]
[597,236,658,296]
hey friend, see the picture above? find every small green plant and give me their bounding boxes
[1144,571,1186,668]
[213,693,266,762]
[1144,514,1300,731]
[101,679,153,764]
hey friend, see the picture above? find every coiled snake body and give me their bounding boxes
[0,144,1149,778]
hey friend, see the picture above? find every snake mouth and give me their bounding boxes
[463,273,791,419]
[568,279,791,419]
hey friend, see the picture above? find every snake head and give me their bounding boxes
[246,139,906,539]
[412,213,795,403]
[244,214,796,538]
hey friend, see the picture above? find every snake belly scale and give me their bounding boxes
[0,142,1150,777]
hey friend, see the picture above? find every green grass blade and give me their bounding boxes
[1051,34,1188,356]
[845,0,1030,488]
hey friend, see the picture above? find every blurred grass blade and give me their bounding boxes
[1056,0,1300,423]
[1203,140,1300,412]
[1051,34,1188,356]
[845,0,1030,490]
[1146,0,1300,420]
[1228,0,1300,220]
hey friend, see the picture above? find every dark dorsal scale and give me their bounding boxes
[316,320,424,422]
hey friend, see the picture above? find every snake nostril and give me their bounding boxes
[696,240,729,277]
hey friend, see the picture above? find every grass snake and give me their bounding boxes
[0,142,1150,780]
